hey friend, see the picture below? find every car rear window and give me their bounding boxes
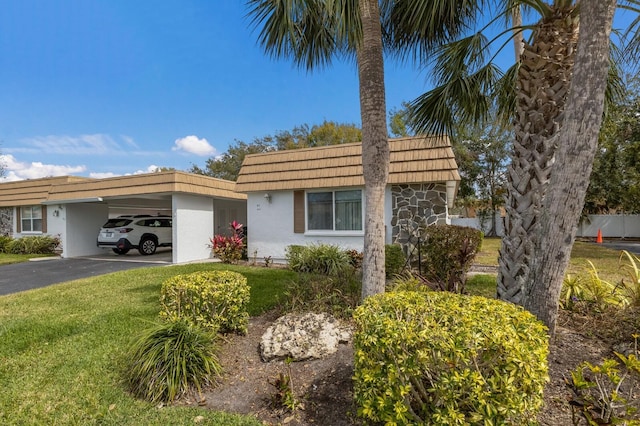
[102,218,133,228]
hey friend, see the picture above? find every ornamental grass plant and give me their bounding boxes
[124,318,221,404]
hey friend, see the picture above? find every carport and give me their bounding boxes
[41,171,246,264]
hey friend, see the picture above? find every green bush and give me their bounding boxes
[0,235,13,253]
[353,291,549,425]
[124,318,221,403]
[283,270,361,318]
[418,224,483,293]
[385,244,406,278]
[160,270,250,334]
[284,243,350,275]
[7,235,60,254]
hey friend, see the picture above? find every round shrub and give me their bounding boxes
[160,270,250,334]
[353,291,549,425]
[124,318,221,403]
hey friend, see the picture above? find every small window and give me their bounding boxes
[21,206,43,233]
[307,190,362,231]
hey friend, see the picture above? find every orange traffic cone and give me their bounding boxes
[596,229,603,244]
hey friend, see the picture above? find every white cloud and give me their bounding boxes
[172,135,216,156]
[89,165,161,179]
[0,154,86,181]
[133,165,161,174]
[8,134,122,155]
[89,172,119,179]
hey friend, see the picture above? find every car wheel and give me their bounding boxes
[138,237,157,255]
[112,248,130,255]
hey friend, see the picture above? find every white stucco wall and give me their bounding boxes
[46,206,66,240]
[214,199,247,236]
[63,203,109,257]
[247,189,389,263]
[172,194,214,264]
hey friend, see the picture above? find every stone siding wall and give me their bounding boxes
[0,207,13,236]
[391,183,447,251]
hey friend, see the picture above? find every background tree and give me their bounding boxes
[190,138,274,181]
[454,121,509,236]
[585,75,640,214]
[190,121,361,181]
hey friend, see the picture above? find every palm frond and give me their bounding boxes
[408,63,503,136]
[432,33,491,83]
[386,0,487,62]
[493,63,519,127]
[246,0,341,71]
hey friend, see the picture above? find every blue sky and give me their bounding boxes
[0,1,635,181]
[0,0,428,181]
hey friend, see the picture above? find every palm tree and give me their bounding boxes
[246,0,479,299]
[404,0,634,333]
[246,0,388,298]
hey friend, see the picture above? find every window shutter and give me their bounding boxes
[293,190,305,234]
[41,206,47,233]
[16,207,21,233]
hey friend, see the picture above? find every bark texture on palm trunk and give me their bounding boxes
[357,0,389,299]
[498,6,578,304]
[524,0,617,334]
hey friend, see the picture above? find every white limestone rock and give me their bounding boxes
[259,312,352,362]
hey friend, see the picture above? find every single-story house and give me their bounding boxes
[235,135,461,262]
[0,171,246,263]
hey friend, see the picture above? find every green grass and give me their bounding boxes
[0,262,295,425]
[0,253,57,265]
[471,237,632,294]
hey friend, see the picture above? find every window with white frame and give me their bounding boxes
[21,206,42,232]
[307,189,362,231]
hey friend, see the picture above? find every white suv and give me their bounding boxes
[97,215,172,255]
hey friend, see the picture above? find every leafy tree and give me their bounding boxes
[402,0,634,333]
[190,139,274,181]
[585,76,640,213]
[190,121,361,181]
[454,121,510,236]
[273,120,362,150]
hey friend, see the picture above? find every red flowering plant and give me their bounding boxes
[210,221,245,264]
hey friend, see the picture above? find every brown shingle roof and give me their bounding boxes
[45,171,246,202]
[0,172,245,207]
[0,176,92,207]
[235,135,460,192]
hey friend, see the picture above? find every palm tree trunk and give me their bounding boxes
[524,0,617,334]
[497,6,579,305]
[358,0,389,299]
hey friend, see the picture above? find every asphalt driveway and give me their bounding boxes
[0,252,172,296]
[596,240,640,255]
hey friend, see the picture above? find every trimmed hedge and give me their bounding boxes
[353,291,549,425]
[4,235,60,254]
[160,270,250,334]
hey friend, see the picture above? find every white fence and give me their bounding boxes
[451,214,640,239]
[451,216,505,237]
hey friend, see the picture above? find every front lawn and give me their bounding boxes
[0,263,295,425]
[475,237,630,284]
